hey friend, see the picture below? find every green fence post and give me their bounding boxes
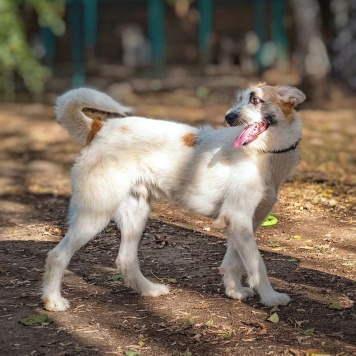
[84,0,97,50]
[271,0,288,65]
[198,0,213,66]
[68,0,85,87]
[41,27,56,66]
[253,0,266,72]
[148,0,166,72]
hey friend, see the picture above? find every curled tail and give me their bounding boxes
[56,88,131,146]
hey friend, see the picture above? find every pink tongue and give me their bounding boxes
[233,124,257,148]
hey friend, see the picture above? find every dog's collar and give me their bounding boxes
[263,140,300,154]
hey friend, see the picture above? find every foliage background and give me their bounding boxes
[0,0,65,99]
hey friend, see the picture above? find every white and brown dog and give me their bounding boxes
[42,84,305,311]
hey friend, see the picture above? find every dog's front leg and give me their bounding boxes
[224,223,290,307]
[219,240,255,300]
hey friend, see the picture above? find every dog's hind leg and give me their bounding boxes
[42,210,110,311]
[220,241,255,300]
[115,192,169,297]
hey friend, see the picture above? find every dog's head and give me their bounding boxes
[225,84,306,148]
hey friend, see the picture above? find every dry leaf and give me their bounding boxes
[266,313,279,323]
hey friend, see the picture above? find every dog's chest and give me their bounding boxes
[264,152,300,188]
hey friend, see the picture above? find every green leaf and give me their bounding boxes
[261,215,278,227]
[20,314,48,326]
[304,327,315,335]
[288,234,302,240]
[341,262,354,268]
[328,302,343,310]
[109,273,124,281]
[125,350,141,356]
[270,306,280,313]
[266,313,279,323]
[187,316,198,326]
[223,331,233,339]
[268,242,281,248]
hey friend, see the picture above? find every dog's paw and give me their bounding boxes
[260,291,291,306]
[225,286,255,301]
[43,295,70,311]
[140,283,170,297]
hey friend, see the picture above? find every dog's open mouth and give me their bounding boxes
[233,119,270,148]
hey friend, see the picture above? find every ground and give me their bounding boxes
[0,82,355,356]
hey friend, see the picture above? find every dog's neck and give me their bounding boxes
[262,140,300,154]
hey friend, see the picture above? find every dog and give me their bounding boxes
[42,84,306,311]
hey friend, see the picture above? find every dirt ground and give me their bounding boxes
[0,82,355,356]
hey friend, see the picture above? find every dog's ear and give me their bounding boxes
[249,81,266,89]
[275,86,306,107]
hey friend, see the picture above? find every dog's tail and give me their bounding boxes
[56,88,131,146]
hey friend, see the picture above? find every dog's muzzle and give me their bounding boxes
[225,112,239,126]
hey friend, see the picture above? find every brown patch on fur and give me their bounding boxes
[182,133,197,147]
[261,86,294,118]
[87,118,103,144]
[82,107,125,120]
[119,125,130,133]
[280,101,294,117]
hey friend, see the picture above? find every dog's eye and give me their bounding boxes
[250,95,263,105]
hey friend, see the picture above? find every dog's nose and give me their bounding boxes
[225,112,238,126]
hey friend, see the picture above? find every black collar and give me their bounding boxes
[264,140,300,154]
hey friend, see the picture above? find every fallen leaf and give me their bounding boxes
[288,234,302,240]
[20,314,48,326]
[341,262,354,268]
[261,215,278,227]
[205,320,214,327]
[328,302,343,310]
[270,306,280,313]
[266,313,279,323]
[268,242,281,248]
[305,348,329,356]
[109,273,124,281]
[125,350,140,356]
[187,316,198,326]
[304,327,315,335]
